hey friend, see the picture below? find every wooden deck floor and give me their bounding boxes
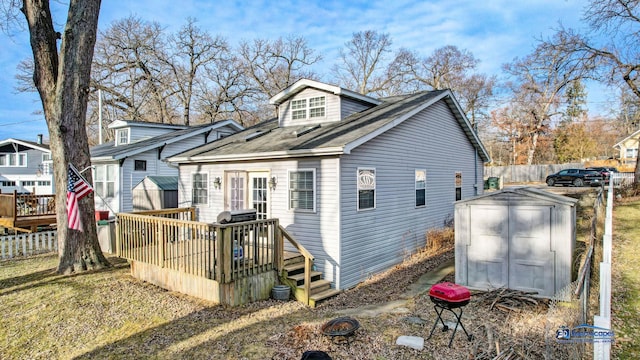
[0,215,57,233]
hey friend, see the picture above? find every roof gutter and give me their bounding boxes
[168,146,345,164]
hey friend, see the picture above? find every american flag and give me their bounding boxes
[67,164,93,232]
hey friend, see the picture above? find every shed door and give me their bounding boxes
[508,206,555,297]
[466,205,509,288]
[466,204,555,297]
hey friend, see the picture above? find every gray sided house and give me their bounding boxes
[0,135,54,195]
[167,79,490,291]
[90,120,243,215]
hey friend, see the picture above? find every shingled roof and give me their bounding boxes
[168,89,490,163]
[91,120,242,161]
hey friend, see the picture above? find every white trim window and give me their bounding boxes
[415,169,426,207]
[116,129,129,146]
[308,96,325,118]
[42,153,52,162]
[626,148,638,159]
[0,153,27,167]
[192,172,209,205]
[288,169,315,211]
[94,164,116,198]
[290,96,326,120]
[291,99,307,120]
[357,168,376,210]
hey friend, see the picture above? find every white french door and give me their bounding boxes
[249,172,269,219]
[225,171,270,219]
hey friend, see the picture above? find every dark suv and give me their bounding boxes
[546,169,604,187]
[586,167,618,184]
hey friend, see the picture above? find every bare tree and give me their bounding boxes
[5,0,109,273]
[544,0,640,180]
[196,54,260,126]
[391,45,496,127]
[502,33,588,165]
[91,16,177,126]
[239,35,321,105]
[332,30,396,95]
[162,18,227,126]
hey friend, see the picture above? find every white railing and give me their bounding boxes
[0,230,57,259]
[611,172,635,187]
[593,181,614,359]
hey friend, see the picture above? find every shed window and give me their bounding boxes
[192,173,208,205]
[358,168,376,210]
[415,169,426,207]
[134,160,147,171]
[289,169,315,211]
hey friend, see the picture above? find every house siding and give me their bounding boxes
[178,157,341,284]
[0,147,54,194]
[340,97,373,119]
[339,99,483,289]
[279,88,340,127]
[94,123,239,213]
[127,126,179,143]
[0,148,44,176]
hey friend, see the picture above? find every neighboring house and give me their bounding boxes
[613,129,640,167]
[90,120,243,215]
[0,134,54,195]
[167,79,490,291]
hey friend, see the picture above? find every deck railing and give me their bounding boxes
[116,209,281,283]
[0,191,56,219]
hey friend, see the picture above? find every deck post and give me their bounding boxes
[12,190,17,222]
[157,222,165,268]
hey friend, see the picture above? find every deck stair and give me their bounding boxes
[281,252,341,307]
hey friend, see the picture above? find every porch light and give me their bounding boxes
[213,177,222,189]
[269,176,277,190]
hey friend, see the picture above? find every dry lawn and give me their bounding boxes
[0,192,635,359]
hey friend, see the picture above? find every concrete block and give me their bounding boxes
[396,335,424,350]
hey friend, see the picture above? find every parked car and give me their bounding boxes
[586,167,619,184]
[546,169,604,187]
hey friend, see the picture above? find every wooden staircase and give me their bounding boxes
[280,252,341,307]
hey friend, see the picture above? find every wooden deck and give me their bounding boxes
[0,192,56,233]
[116,209,319,306]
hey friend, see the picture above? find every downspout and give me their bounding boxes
[475,150,479,195]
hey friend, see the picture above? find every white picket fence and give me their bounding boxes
[0,231,58,259]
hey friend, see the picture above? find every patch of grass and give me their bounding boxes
[612,200,640,359]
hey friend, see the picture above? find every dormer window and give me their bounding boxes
[116,129,129,145]
[309,96,325,118]
[291,96,326,120]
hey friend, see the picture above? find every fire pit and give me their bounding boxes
[427,282,473,347]
[321,316,360,344]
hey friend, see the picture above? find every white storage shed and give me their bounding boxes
[454,187,577,299]
[132,176,178,211]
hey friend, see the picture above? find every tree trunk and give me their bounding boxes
[22,0,109,274]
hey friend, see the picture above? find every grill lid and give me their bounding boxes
[429,282,470,303]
